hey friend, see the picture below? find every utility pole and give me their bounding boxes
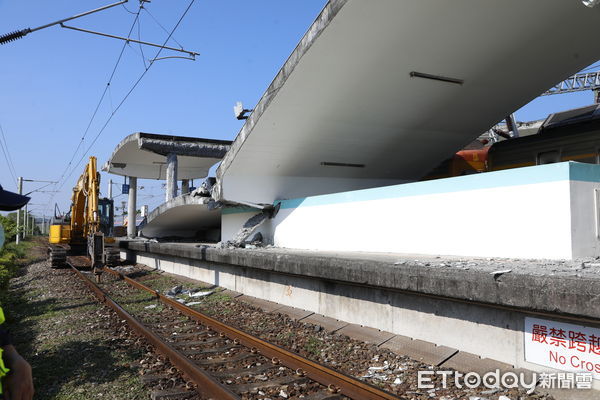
[16,177,22,244]
[108,179,113,199]
[23,204,28,239]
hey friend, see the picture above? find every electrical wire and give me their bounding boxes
[0,123,18,187]
[60,0,197,185]
[44,3,144,214]
[45,0,196,216]
[142,6,185,49]
[137,16,148,69]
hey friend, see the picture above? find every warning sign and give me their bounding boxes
[525,317,600,380]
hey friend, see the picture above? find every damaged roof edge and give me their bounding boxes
[213,0,349,202]
[139,138,231,158]
[102,131,233,173]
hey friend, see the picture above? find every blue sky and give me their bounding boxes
[0,0,599,218]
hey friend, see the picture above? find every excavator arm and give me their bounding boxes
[70,156,101,240]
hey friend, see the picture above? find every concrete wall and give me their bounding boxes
[223,162,600,259]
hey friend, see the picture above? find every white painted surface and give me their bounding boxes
[569,180,600,257]
[222,163,600,259]
[273,182,572,259]
[218,0,600,205]
[525,317,600,380]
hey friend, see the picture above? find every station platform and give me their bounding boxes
[118,239,600,396]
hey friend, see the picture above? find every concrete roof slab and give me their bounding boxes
[103,132,232,180]
[215,0,600,204]
[140,194,221,238]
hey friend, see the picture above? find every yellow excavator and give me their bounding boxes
[48,156,119,270]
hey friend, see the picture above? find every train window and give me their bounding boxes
[537,150,560,165]
[577,156,597,164]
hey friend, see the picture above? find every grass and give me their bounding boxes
[3,240,150,399]
[304,336,323,356]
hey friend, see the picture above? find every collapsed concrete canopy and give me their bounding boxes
[215,0,600,205]
[103,132,232,180]
[140,195,221,240]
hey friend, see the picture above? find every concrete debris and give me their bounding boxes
[219,210,271,248]
[144,304,157,309]
[250,232,263,243]
[490,269,512,278]
[498,396,512,400]
[480,389,500,395]
[191,177,216,198]
[190,290,214,298]
[185,301,202,306]
[113,266,134,273]
[583,262,600,268]
[362,362,392,380]
[165,285,183,296]
[278,390,288,398]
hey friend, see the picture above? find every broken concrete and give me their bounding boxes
[103,132,232,180]
[139,195,221,240]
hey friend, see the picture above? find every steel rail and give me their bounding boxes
[70,264,240,400]
[103,267,399,400]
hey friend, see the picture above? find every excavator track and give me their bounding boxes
[48,244,67,268]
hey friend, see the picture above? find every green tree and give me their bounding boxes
[0,215,17,242]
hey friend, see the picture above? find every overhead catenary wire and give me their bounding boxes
[44,4,144,214]
[45,0,197,215]
[0,123,18,188]
[59,0,197,186]
[142,7,185,49]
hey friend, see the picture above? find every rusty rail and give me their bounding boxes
[70,265,240,400]
[103,267,398,400]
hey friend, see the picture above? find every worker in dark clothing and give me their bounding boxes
[0,185,34,400]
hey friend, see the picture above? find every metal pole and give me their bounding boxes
[108,179,113,200]
[60,24,199,57]
[32,1,129,33]
[16,177,22,244]
[23,205,28,238]
[0,0,129,45]
[505,114,520,138]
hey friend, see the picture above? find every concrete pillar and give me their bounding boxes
[181,179,190,194]
[108,179,113,199]
[127,176,137,238]
[166,153,178,202]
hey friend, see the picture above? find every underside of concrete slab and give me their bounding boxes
[215,0,600,205]
[103,132,232,180]
[140,194,221,240]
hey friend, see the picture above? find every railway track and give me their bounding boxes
[67,256,399,400]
